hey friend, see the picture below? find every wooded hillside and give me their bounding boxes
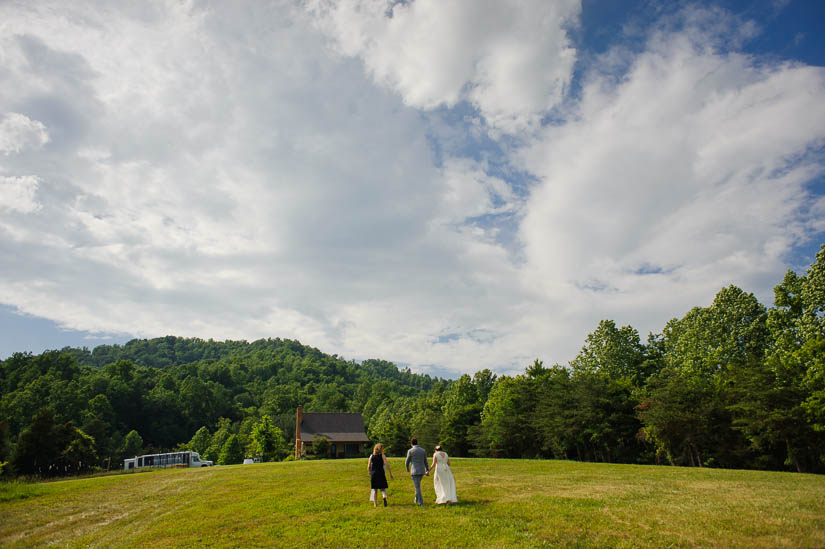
[1,245,823,477]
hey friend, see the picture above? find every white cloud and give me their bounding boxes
[437,157,523,226]
[517,24,825,354]
[306,0,580,134]
[0,0,535,373]
[0,113,49,154]
[1,2,824,375]
[0,175,42,213]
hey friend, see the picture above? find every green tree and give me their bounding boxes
[57,425,98,475]
[87,394,115,425]
[205,418,233,463]
[146,380,187,448]
[187,426,211,456]
[478,375,538,458]
[662,286,768,379]
[638,367,717,466]
[11,408,98,477]
[797,247,825,442]
[367,400,413,456]
[80,416,111,468]
[0,420,10,463]
[644,285,768,467]
[179,376,213,433]
[11,408,61,476]
[472,369,497,404]
[261,383,305,417]
[248,415,289,461]
[570,320,648,384]
[1,385,38,439]
[82,394,117,467]
[727,248,825,472]
[310,383,347,412]
[799,244,825,341]
[310,436,330,458]
[531,365,574,459]
[802,338,825,434]
[440,375,481,456]
[218,434,244,465]
[0,335,446,477]
[120,429,144,460]
[410,406,443,453]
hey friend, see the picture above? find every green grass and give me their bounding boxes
[0,480,47,503]
[1,459,823,547]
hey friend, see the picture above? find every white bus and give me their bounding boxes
[123,451,213,470]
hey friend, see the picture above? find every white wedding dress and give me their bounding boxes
[433,451,457,504]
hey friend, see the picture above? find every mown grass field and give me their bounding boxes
[1,458,823,548]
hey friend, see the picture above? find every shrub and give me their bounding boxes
[310,437,330,459]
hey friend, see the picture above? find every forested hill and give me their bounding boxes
[63,336,428,386]
[0,337,443,477]
[2,245,824,479]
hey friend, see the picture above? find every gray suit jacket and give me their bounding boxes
[405,445,429,476]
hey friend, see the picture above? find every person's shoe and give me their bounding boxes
[383,498,387,507]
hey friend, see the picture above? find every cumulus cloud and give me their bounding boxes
[437,157,523,226]
[0,113,49,155]
[0,0,535,373]
[0,175,42,213]
[306,0,580,134]
[1,2,824,374]
[517,19,825,352]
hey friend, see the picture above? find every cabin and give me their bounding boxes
[294,405,370,458]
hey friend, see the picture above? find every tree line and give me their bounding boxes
[1,246,823,477]
[372,246,825,473]
[0,338,439,476]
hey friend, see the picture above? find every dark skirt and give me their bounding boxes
[370,469,388,489]
[370,455,388,489]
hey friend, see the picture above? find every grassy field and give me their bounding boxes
[1,458,824,548]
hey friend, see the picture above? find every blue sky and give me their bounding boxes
[1,0,824,376]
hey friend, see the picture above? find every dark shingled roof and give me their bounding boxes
[301,413,370,443]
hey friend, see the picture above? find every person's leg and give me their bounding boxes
[412,474,423,505]
[382,489,387,506]
[370,488,377,507]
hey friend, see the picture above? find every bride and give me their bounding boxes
[430,444,458,504]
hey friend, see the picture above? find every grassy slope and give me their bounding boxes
[1,459,823,548]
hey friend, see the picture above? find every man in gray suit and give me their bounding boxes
[405,437,429,506]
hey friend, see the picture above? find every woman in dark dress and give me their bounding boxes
[368,443,394,507]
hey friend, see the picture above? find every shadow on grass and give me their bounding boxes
[394,498,492,508]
